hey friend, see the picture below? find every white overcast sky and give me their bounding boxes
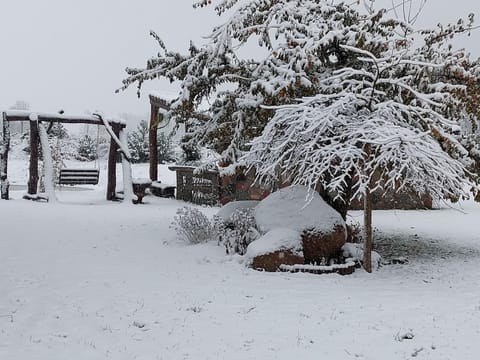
[0,0,478,120]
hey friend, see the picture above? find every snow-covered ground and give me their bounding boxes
[1,160,480,359]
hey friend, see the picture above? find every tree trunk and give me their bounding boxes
[28,120,39,195]
[363,186,373,273]
[1,113,10,200]
[363,144,373,273]
[149,104,159,181]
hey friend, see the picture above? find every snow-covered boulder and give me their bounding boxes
[216,200,260,224]
[255,185,347,263]
[246,228,304,272]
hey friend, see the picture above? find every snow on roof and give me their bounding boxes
[148,90,178,101]
[245,228,303,261]
[255,185,345,234]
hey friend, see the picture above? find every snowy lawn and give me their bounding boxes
[1,165,480,359]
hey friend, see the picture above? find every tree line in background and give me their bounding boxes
[127,120,176,164]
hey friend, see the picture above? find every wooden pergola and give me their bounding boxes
[148,93,210,181]
[0,110,129,201]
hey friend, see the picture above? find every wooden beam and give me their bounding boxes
[28,121,39,195]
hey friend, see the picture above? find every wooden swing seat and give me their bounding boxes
[58,169,100,185]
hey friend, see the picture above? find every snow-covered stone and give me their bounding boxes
[254,186,347,262]
[245,228,304,272]
[246,228,303,260]
[254,185,345,234]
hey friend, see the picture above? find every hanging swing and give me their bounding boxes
[58,124,100,186]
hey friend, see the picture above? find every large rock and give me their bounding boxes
[302,226,346,264]
[251,251,305,272]
[254,185,346,263]
[246,228,304,272]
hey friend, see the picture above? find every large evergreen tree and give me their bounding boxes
[120,1,376,163]
[120,0,479,201]
[120,0,480,271]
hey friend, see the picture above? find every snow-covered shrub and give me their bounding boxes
[172,206,215,244]
[342,243,382,270]
[215,208,260,255]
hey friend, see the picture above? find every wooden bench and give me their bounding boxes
[58,169,100,185]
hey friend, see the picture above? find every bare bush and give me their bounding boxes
[172,207,215,244]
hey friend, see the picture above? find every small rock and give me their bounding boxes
[133,321,146,329]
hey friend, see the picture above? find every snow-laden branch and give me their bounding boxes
[245,87,476,203]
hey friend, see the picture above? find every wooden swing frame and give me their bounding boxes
[1,111,128,201]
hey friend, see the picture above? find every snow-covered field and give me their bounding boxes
[1,160,480,359]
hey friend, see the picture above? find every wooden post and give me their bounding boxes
[106,124,120,201]
[1,112,10,200]
[149,103,159,181]
[363,143,373,273]
[28,120,39,195]
[176,169,183,200]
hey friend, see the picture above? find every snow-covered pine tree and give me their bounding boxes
[157,132,175,164]
[120,0,479,270]
[128,120,150,163]
[77,134,98,161]
[120,0,478,206]
[119,0,371,165]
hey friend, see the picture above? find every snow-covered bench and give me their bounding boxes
[150,181,175,198]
